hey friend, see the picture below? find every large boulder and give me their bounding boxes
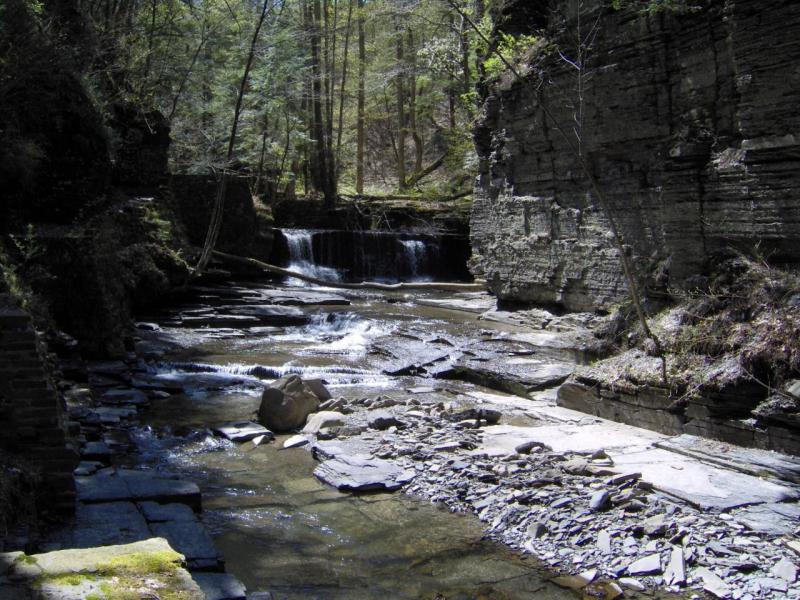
[257,375,330,432]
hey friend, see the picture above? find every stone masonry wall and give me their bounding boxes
[472,0,800,311]
[0,297,77,514]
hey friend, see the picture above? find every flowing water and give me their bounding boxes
[132,279,579,599]
[399,239,429,281]
[273,229,463,284]
[283,230,343,285]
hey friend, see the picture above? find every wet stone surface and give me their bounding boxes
[46,280,800,599]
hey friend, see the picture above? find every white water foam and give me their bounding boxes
[283,229,342,286]
[400,239,428,280]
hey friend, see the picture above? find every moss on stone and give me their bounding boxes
[84,549,197,600]
[97,549,181,577]
[40,572,94,586]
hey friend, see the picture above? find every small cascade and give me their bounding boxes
[399,239,428,280]
[284,229,313,263]
[282,229,342,285]
[273,229,472,283]
[151,360,388,387]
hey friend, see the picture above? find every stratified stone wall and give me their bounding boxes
[472,0,800,311]
[0,297,77,513]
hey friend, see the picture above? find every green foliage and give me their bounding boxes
[9,224,41,262]
[0,242,31,310]
[482,32,540,78]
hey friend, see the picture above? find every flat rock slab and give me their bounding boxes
[476,422,663,456]
[76,469,201,511]
[416,292,496,314]
[223,304,310,326]
[213,421,273,443]
[179,314,262,328]
[314,454,416,492]
[477,419,799,511]
[20,538,203,600]
[193,572,248,600]
[656,434,800,484]
[257,289,350,306]
[439,355,575,396]
[70,502,150,548]
[377,337,456,377]
[150,520,223,571]
[100,388,149,405]
[138,501,198,523]
[608,448,800,510]
[732,502,800,535]
[138,371,257,391]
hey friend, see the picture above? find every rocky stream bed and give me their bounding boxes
[13,278,800,599]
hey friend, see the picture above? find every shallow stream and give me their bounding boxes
[131,278,578,599]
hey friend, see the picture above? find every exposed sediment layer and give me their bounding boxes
[472,0,800,311]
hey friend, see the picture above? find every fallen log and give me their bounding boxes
[212,250,487,292]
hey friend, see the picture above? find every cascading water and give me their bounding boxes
[282,229,342,285]
[278,229,463,283]
[399,239,428,280]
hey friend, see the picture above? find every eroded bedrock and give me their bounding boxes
[558,360,800,455]
[471,0,800,311]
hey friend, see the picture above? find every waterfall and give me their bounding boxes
[281,229,342,285]
[400,240,428,280]
[274,229,471,283]
[284,229,313,264]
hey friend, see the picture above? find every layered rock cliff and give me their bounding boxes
[472,0,800,311]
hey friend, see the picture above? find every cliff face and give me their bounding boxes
[472,0,800,311]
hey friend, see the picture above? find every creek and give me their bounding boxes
[127,230,577,599]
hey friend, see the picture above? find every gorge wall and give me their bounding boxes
[472,0,800,311]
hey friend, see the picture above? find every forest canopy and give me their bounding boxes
[11,0,493,203]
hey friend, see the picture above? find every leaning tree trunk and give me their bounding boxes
[195,0,273,274]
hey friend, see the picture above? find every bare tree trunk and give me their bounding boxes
[254,112,269,197]
[336,0,354,171]
[448,12,457,131]
[459,10,474,119]
[407,29,424,177]
[323,0,334,164]
[395,23,407,190]
[141,0,158,96]
[195,0,273,273]
[168,16,209,122]
[311,0,336,207]
[355,0,366,194]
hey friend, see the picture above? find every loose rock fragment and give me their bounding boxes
[597,530,612,554]
[627,553,662,576]
[527,521,548,539]
[618,577,646,591]
[642,514,668,537]
[282,435,309,449]
[664,545,686,586]
[771,557,798,583]
[551,569,597,590]
[695,567,732,599]
[589,490,610,512]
